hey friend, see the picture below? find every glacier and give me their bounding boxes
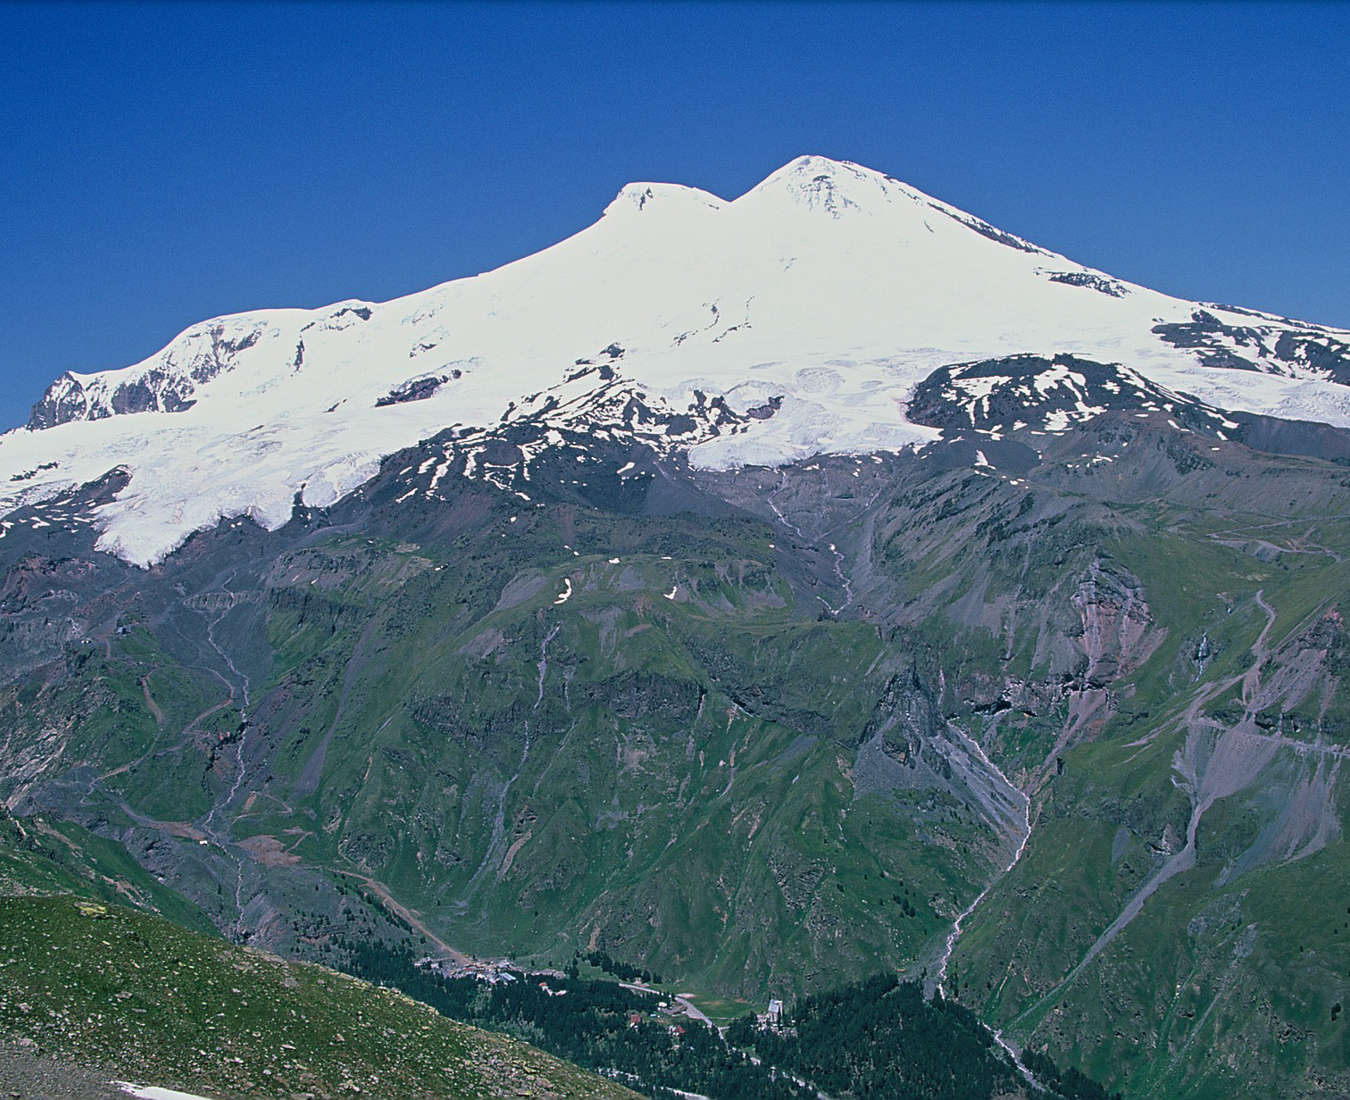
[3,154,1349,567]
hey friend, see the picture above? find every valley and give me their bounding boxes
[4,410,1348,1098]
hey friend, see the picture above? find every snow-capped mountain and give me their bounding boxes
[4,154,1349,567]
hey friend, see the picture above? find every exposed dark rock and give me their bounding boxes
[27,325,261,429]
[745,396,784,420]
[375,371,462,407]
[930,203,1048,254]
[908,352,1232,438]
[1152,308,1350,381]
[1045,271,1128,297]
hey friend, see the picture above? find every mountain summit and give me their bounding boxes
[4,155,1349,565]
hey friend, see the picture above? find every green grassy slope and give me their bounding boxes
[246,529,1002,997]
[0,809,216,936]
[927,426,1350,1100]
[0,894,640,1100]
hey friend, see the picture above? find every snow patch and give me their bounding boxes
[117,1085,224,1100]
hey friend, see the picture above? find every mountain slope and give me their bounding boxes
[0,894,641,1100]
[4,156,1350,566]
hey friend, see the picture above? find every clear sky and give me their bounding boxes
[2,0,1347,430]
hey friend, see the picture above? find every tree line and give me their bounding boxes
[339,937,1119,1100]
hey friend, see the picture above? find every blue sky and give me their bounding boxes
[2,0,1347,430]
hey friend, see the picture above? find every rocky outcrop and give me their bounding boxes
[27,323,262,429]
[1152,307,1350,381]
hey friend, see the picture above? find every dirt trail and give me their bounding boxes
[1241,589,1277,709]
[337,869,471,965]
[0,1038,135,1100]
[101,668,238,784]
[183,697,236,739]
[140,674,165,725]
[78,780,206,843]
[95,670,173,783]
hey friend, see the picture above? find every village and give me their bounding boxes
[412,954,788,1037]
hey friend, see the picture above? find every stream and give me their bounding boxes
[930,726,1032,998]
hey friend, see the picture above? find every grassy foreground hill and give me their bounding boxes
[0,894,640,1100]
[0,808,217,935]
